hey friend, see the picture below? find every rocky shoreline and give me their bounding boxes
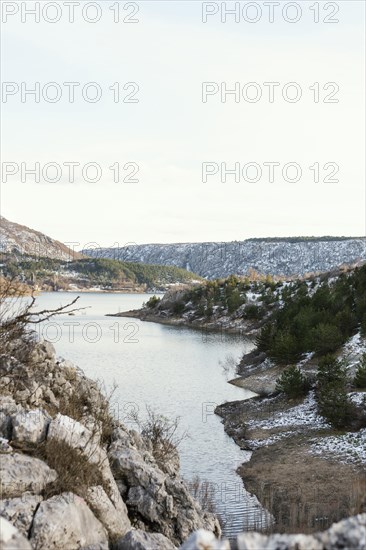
[108,308,259,337]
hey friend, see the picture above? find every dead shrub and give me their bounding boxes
[35,438,103,500]
[128,406,187,467]
[188,475,217,514]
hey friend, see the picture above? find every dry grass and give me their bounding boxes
[36,438,103,500]
[188,475,217,514]
[238,436,366,534]
[57,380,116,446]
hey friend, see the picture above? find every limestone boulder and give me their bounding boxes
[0,493,42,537]
[0,453,57,498]
[318,513,366,549]
[12,409,51,446]
[47,414,131,535]
[109,443,166,488]
[0,517,32,550]
[85,485,131,540]
[47,413,100,454]
[115,529,176,549]
[29,338,56,364]
[0,437,12,453]
[0,395,20,415]
[109,438,221,546]
[180,529,229,550]
[30,492,108,550]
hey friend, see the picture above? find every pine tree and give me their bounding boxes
[276,366,310,399]
[360,314,366,338]
[227,289,242,313]
[317,354,347,389]
[255,323,274,352]
[317,382,351,429]
[316,355,352,428]
[269,330,300,365]
[354,354,366,388]
[310,323,343,355]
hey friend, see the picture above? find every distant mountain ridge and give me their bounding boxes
[1,216,365,279]
[0,217,83,261]
[82,238,366,279]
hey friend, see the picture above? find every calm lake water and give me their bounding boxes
[33,292,267,537]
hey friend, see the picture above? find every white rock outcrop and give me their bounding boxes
[0,453,57,499]
[180,529,230,550]
[0,517,32,550]
[108,438,220,545]
[0,494,42,537]
[115,528,176,549]
[85,485,131,540]
[29,492,108,550]
[47,414,131,538]
[12,409,50,446]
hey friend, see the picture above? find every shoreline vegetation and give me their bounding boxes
[107,307,259,337]
[111,267,366,534]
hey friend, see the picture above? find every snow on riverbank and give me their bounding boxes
[247,391,330,431]
[249,430,297,449]
[243,392,331,450]
[309,428,366,466]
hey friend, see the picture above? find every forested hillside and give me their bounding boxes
[142,264,366,363]
[0,256,201,292]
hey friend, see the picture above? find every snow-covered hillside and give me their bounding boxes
[0,217,83,261]
[82,238,366,279]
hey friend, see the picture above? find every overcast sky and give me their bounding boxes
[1,1,365,248]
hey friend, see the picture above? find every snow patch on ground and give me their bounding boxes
[246,291,262,302]
[247,391,330,431]
[348,391,366,408]
[309,428,366,466]
[249,430,296,449]
[297,352,315,369]
[342,332,366,369]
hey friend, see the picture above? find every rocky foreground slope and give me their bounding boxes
[0,334,219,549]
[83,237,366,279]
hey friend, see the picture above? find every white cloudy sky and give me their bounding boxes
[1,1,365,248]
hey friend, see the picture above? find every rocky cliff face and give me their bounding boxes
[0,216,83,261]
[0,335,219,549]
[82,238,366,279]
